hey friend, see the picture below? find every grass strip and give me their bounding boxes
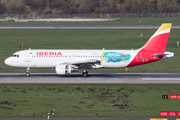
[0,84,180,117]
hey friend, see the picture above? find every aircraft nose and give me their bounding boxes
[4,57,11,66]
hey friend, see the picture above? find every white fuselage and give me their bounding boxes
[5,49,139,68]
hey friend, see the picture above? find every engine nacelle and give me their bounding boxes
[55,65,71,75]
[55,64,78,75]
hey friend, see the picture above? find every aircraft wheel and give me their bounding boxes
[26,72,30,77]
[26,67,30,77]
[82,71,88,77]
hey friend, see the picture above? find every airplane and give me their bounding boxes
[4,23,174,77]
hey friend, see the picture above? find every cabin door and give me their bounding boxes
[136,52,142,62]
[25,52,31,62]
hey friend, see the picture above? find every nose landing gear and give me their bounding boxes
[82,71,88,77]
[26,67,30,77]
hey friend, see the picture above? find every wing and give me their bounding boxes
[62,59,101,65]
[58,59,103,69]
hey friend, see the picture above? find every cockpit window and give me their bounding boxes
[11,54,19,57]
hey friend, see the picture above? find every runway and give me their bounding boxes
[1,73,180,84]
[0,25,180,29]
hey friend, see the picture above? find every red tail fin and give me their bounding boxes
[141,23,172,53]
[127,23,172,67]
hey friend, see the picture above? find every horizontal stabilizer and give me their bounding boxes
[153,52,174,59]
[153,54,167,58]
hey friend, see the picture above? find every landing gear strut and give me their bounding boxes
[82,71,88,77]
[26,67,30,77]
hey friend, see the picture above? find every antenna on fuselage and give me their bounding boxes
[29,48,31,50]
[103,48,105,50]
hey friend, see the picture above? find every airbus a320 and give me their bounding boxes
[4,23,174,77]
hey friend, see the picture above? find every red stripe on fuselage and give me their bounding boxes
[127,33,169,67]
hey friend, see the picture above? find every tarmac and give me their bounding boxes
[1,73,180,84]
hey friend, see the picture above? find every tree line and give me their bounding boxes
[0,0,180,14]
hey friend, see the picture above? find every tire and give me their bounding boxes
[82,71,88,77]
[26,73,30,77]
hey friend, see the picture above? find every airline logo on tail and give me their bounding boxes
[142,23,172,52]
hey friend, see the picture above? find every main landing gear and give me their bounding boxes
[26,67,30,77]
[82,71,88,77]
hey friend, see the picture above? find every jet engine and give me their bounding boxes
[55,64,78,75]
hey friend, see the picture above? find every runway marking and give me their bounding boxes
[142,78,180,80]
